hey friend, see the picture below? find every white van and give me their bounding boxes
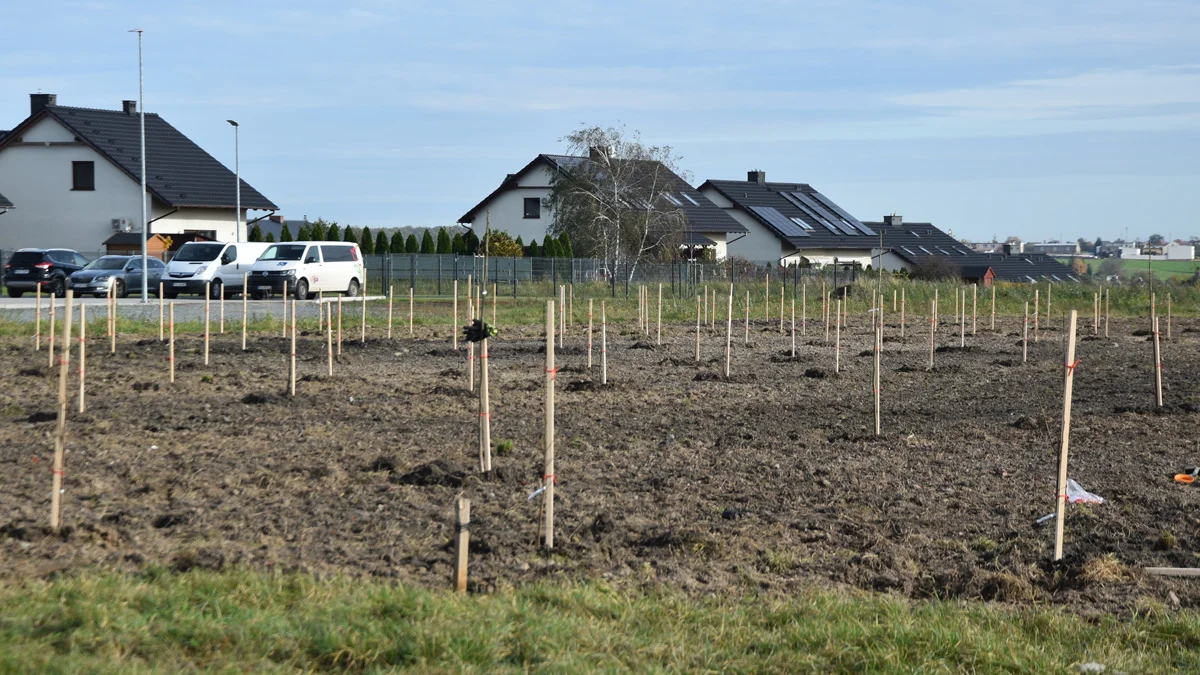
[163,241,272,299]
[248,241,364,300]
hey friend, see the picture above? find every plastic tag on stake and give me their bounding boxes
[1065,478,1104,504]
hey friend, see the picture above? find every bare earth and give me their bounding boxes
[2,311,1198,612]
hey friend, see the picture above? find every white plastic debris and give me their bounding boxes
[1066,478,1104,504]
[1078,662,1105,673]
[527,485,547,501]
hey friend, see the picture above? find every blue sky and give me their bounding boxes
[3,0,1198,242]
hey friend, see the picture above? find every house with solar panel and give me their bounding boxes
[701,170,1078,282]
[0,94,277,253]
[458,152,747,258]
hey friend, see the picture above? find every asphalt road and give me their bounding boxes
[0,294,385,323]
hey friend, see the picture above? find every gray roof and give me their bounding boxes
[0,189,12,208]
[0,105,276,211]
[461,154,746,236]
[702,178,883,249]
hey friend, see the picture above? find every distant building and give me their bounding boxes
[1026,241,1081,256]
[1119,245,1195,261]
[966,241,1005,254]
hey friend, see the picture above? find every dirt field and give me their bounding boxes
[2,309,1198,612]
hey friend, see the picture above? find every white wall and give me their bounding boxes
[0,117,242,253]
[464,165,554,245]
[701,187,781,263]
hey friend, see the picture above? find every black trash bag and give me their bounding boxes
[462,319,497,343]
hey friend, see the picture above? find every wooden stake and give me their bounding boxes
[387,285,394,339]
[764,273,769,321]
[318,290,323,331]
[492,283,497,327]
[204,281,211,365]
[468,299,475,392]
[933,288,939,332]
[241,274,248,350]
[588,299,594,369]
[928,300,935,371]
[1047,283,1052,321]
[1153,315,1164,409]
[220,284,225,334]
[48,293,56,370]
[1167,293,1172,341]
[49,289,73,534]
[290,299,297,397]
[337,295,343,356]
[1052,310,1079,562]
[1023,302,1029,364]
[453,279,459,350]
[725,283,733,378]
[802,282,807,336]
[110,282,117,354]
[559,285,566,347]
[703,286,708,327]
[569,283,573,328]
[361,278,367,343]
[835,299,841,374]
[873,319,881,437]
[454,497,470,592]
[695,295,701,362]
[159,281,165,342]
[78,304,86,413]
[409,287,414,336]
[169,303,175,383]
[282,280,289,337]
[960,289,966,348]
[480,335,491,473]
[601,300,608,385]
[35,282,42,351]
[326,302,334,376]
[656,282,662,345]
[543,300,556,550]
[990,285,996,331]
[779,284,784,334]
[900,288,906,338]
[893,289,897,313]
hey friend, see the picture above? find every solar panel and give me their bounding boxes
[790,192,858,236]
[935,247,951,255]
[810,191,876,235]
[747,205,809,238]
[779,191,806,210]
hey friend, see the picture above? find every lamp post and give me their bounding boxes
[227,120,240,242]
[130,28,148,302]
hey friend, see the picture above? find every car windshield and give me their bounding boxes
[260,244,306,261]
[174,243,225,262]
[84,257,128,270]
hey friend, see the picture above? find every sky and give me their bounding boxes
[2,0,1198,242]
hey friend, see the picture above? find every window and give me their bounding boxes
[149,258,165,269]
[321,245,354,262]
[523,197,541,219]
[788,216,814,231]
[72,161,95,191]
[681,193,700,206]
[662,193,682,206]
[73,253,89,266]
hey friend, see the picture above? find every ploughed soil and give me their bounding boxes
[2,309,1199,612]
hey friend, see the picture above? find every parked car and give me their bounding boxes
[3,248,88,298]
[162,241,272,299]
[69,255,166,298]
[248,241,364,300]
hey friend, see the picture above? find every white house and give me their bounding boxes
[0,94,277,253]
[458,153,746,259]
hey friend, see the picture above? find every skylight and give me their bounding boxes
[918,246,933,255]
[662,193,682,206]
[788,216,814,231]
[681,193,699,206]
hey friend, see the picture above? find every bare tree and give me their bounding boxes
[545,125,687,280]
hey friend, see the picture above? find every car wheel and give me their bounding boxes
[209,280,223,300]
[51,277,67,298]
[8,290,23,298]
[115,279,128,299]
[346,278,360,298]
[294,279,309,301]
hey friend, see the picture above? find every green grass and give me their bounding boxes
[1,570,1198,673]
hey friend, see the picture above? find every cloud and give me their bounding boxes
[890,66,1200,120]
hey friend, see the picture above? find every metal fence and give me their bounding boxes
[1,249,861,298]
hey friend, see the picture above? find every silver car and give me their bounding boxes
[69,255,166,298]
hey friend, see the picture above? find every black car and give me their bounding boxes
[3,248,88,298]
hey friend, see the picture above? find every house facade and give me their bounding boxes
[0,94,277,253]
[458,153,746,259]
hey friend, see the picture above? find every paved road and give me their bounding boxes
[0,295,385,323]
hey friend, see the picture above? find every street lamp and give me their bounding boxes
[130,28,148,302]
[227,120,240,242]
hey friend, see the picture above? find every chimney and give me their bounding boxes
[30,93,57,116]
[747,170,766,184]
[883,214,903,227]
[122,100,138,115]
[1003,243,1013,256]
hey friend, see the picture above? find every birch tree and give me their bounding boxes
[545,125,687,280]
